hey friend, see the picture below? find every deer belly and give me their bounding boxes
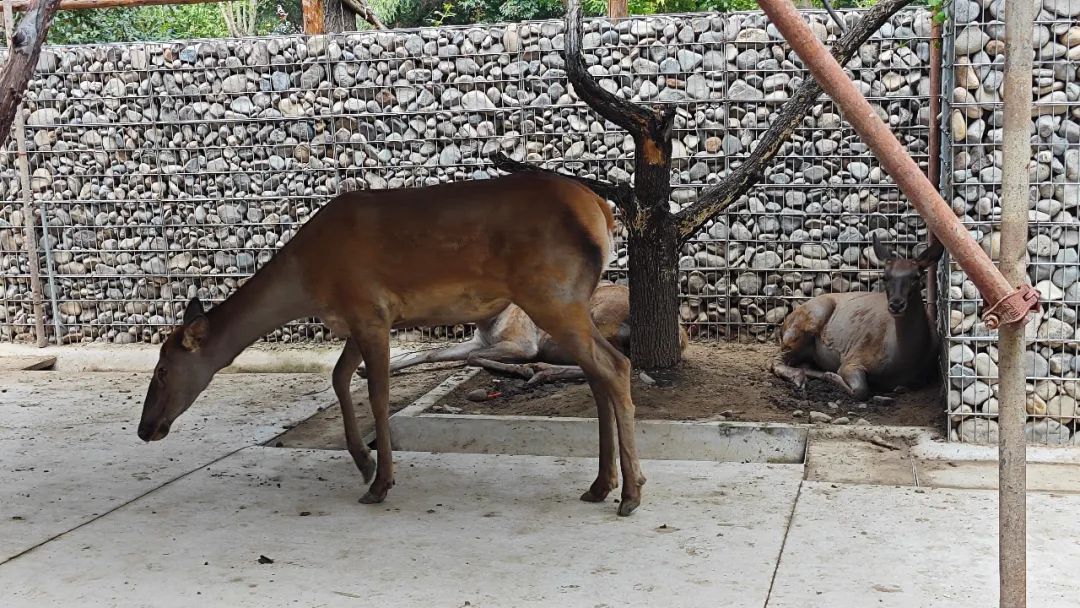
[395,290,512,328]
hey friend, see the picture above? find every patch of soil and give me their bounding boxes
[272,365,458,449]
[435,343,944,428]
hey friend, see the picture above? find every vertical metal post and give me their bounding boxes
[925,17,942,326]
[998,0,1033,605]
[3,0,47,346]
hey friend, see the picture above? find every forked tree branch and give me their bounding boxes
[490,152,634,209]
[673,0,913,239]
[564,0,664,137]
[0,0,61,148]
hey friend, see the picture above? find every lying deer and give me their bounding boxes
[137,173,646,516]
[368,283,689,386]
[770,234,943,400]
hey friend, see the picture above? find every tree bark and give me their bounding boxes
[674,0,913,239]
[564,0,681,370]
[0,0,61,149]
[324,0,355,32]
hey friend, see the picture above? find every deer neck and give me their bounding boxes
[202,257,311,371]
[894,293,931,345]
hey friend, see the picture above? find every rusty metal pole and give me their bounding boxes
[925,18,942,326]
[998,0,1033,604]
[757,0,1039,329]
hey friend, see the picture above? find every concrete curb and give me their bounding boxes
[389,370,807,464]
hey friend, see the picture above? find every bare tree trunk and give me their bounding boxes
[324,0,356,32]
[0,0,61,148]
[607,0,627,19]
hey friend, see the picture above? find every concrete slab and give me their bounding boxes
[766,481,1080,607]
[0,370,335,562]
[392,414,807,463]
[0,448,804,608]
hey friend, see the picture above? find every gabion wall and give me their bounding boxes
[944,0,1080,444]
[0,9,934,346]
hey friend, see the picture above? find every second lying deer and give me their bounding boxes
[771,234,943,400]
[367,283,689,385]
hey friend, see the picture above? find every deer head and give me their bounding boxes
[873,234,944,317]
[137,297,217,442]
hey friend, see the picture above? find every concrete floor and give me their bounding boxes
[4,368,1080,607]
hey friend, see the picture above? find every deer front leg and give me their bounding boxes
[823,365,870,401]
[354,326,395,505]
[334,339,375,483]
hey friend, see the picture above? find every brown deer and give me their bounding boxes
[137,173,645,516]
[369,283,689,386]
[770,234,943,400]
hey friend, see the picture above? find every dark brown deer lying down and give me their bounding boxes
[770,234,944,400]
[365,283,689,385]
[137,173,647,516]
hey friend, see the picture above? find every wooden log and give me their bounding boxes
[606,0,626,19]
[0,0,61,148]
[7,0,229,11]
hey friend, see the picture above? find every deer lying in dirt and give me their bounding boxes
[770,234,943,400]
[137,173,646,516]
[365,283,689,386]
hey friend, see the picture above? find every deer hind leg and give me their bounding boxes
[334,339,375,483]
[352,325,395,504]
[520,300,638,515]
[359,335,485,378]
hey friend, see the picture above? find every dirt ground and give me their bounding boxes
[272,367,457,449]
[434,343,944,428]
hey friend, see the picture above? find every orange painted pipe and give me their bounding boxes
[757,0,1039,328]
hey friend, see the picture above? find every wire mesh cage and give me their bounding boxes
[942,2,1080,444]
[0,9,931,354]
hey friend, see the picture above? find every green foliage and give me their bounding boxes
[48,4,229,45]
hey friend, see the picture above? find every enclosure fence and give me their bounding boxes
[0,8,932,346]
[941,1,1080,445]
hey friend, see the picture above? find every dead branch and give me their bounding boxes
[564,0,671,140]
[489,152,634,209]
[342,0,384,29]
[821,0,848,32]
[673,0,913,239]
[0,0,61,148]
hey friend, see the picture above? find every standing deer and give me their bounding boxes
[770,234,944,400]
[368,283,689,386]
[137,173,645,516]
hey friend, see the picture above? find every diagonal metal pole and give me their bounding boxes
[998,0,1034,604]
[756,0,1040,330]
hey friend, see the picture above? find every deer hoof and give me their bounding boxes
[617,497,641,517]
[359,479,392,504]
[353,455,376,484]
[580,483,613,503]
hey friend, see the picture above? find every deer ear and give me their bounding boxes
[181,316,209,352]
[183,297,205,325]
[916,240,946,269]
[872,233,894,263]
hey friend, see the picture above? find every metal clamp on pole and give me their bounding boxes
[983,285,1041,330]
[757,0,1040,328]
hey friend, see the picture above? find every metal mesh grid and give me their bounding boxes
[0,9,932,346]
[943,3,1080,444]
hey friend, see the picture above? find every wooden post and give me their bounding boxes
[302,0,324,34]
[2,0,61,346]
[607,0,627,19]
[998,0,1034,604]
